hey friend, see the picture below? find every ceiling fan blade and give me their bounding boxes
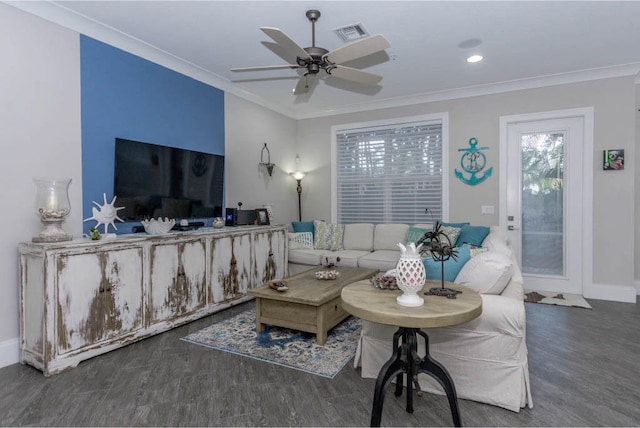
[324,34,391,65]
[261,27,312,62]
[329,65,383,86]
[293,74,317,95]
[231,64,301,72]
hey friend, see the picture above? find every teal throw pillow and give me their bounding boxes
[455,225,491,246]
[405,226,430,245]
[292,221,315,238]
[422,244,471,282]
[313,220,345,251]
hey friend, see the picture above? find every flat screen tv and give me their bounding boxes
[114,138,224,221]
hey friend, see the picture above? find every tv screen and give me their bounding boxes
[114,138,224,221]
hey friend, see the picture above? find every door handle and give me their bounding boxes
[508,225,520,231]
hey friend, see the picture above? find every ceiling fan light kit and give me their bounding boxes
[231,9,390,96]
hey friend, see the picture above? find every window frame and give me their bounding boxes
[330,113,449,224]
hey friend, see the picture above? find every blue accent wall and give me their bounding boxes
[80,36,224,234]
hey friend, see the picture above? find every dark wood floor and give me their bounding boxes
[1,297,639,427]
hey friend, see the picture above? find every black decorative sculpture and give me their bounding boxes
[416,221,462,299]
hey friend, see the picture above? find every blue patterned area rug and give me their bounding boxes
[181,309,361,378]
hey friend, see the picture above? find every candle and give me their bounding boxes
[46,188,58,211]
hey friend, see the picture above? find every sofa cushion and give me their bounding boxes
[358,250,401,271]
[292,221,315,237]
[343,223,375,251]
[405,226,429,245]
[373,224,410,251]
[455,250,514,295]
[313,220,345,251]
[331,250,372,268]
[288,232,313,249]
[422,244,471,282]
[288,248,333,265]
[456,225,491,246]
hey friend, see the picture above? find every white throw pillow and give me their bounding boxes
[288,232,314,249]
[454,251,514,295]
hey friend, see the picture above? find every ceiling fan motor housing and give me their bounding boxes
[297,46,330,74]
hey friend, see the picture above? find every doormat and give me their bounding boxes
[181,309,361,378]
[524,291,592,309]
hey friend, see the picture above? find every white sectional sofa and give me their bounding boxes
[288,222,430,274]
[288,222,533,412]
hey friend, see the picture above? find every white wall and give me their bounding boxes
[224,94,299,225]
[296,77,636,301]
[0,4,83,365]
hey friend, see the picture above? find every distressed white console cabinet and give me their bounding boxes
[19,225,287,376]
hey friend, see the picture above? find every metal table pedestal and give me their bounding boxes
[371,327,461,427]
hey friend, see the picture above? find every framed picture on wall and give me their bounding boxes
[255,208,270,225]
[603,149,624,170]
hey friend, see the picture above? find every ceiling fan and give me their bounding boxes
[231,9,391,95]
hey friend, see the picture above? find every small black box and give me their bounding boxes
[225,208,238,226]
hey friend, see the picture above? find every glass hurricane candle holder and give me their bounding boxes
[32,178,72,243]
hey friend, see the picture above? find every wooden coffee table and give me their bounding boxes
[247,266,378,344]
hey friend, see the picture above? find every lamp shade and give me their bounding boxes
[291,171,306,181]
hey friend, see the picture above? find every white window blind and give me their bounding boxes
[335,119,443,224]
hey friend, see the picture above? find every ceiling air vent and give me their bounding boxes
[333,23,369,42]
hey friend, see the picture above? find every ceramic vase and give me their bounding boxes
[395,242,426,307]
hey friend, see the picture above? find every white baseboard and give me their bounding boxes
[0,337,20,369]
[585,283,637,303]
[635,280,640,296]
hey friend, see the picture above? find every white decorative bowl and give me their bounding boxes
[141,218,175,235]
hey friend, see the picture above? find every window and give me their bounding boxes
[332,114,448,224]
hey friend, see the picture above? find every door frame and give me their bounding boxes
[499,107,594,295]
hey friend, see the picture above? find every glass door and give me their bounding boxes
[504,116,584,294]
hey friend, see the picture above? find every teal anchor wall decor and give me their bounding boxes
[455,137,493,185]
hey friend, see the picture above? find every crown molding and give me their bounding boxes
[296,62,640,120]
[7,1,640,121]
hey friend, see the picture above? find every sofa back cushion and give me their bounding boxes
[343,223,375,251]
[373,224,410,251]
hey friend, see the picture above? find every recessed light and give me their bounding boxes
[467,55,483,63]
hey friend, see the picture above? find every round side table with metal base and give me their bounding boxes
[341,280,482,427]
